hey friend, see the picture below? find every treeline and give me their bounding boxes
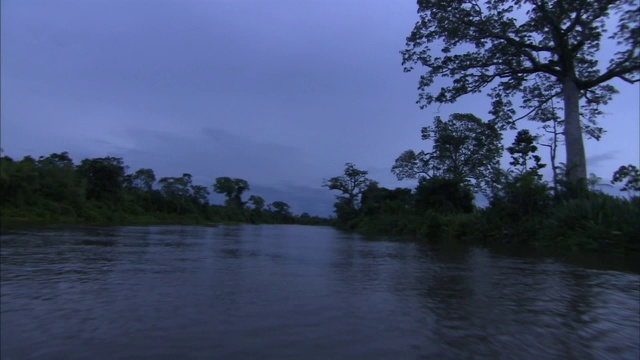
[0,151,329,226]
[323,114,640,253]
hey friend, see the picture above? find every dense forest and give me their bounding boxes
[322,113,640,253]
[0,151,329,227]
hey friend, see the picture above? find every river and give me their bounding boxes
[1,225,638,359]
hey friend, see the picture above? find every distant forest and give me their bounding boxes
[0,151,329,226]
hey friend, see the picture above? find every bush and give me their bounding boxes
[540,193,640,252]
[415,177,474,214]
[490,171,552,223]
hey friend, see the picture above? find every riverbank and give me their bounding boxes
[341,192,640,254]
[0,206,330,229]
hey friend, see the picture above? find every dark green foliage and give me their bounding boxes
[76,157,127,202]
[392,113,503,192]
[612,165,640,193]
[331,198,360,229]
[1,156,40,207]
[490,172,553,223]
[269,201,294,223]
[414,177,474,215]
[507,130,546,176]
[360,184,413,216]
[324,139,637,254]
[1,150,328,227]
[126,168,156,191]
[540,194,640,252]
[213,177,250,208]
[323,163,377,226]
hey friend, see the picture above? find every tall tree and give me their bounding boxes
[402,0,639,186]
[322,163,377,213]
[269,201,293,223]
[213,177,250,207]
[127,168,156,191]
[248,195,265,211]
[158,173,194,213]
[392,113,503,191]
[76,157,127,202]
[36,152,83,204]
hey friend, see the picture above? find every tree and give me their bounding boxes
[248,195,265,211]
[127,168,156,191]
[158,173,194,213]
[391,113,502,191]
[36,152,83,205]
[612,165,640,193]
[76,157,127,202]
[507,129,546,176]
[190,185,210,206]
[212,177,250,207]
[322,163,377,212]
[402,0,639,185]
[269,201,293,222]
[360,184,413,216]
[2,156,40,207]
[414,177,474,214]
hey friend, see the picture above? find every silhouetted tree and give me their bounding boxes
[213,177,250,207]
[612,165,640,193]
[76,157,127,202]
[402,0,639,185]
[323,163,377,213]
[392,113,502,192]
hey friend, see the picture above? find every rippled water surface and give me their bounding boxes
[1,225,639,359]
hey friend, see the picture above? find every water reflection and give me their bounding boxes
[1,225,638,360]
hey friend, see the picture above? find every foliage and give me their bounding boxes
[248,195,265,210]
[490,171,553,224]
[392,113,502,192]
[414,177,474,215]
[360,184,413,216]
[507,129,546,176]
[540,193,640,252]
[402,0,639,184]
[76,157,127,203]
[612,165,640,193]
[1,150,329,227]
[269,201,294,223]
[322,163,377,224]
[213,177,250,207]
[126,168,156,191]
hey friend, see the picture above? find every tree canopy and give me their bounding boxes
[213,177,250,207]
[392,113,503,191]
[402,0,640,185]
[322,163,377,212]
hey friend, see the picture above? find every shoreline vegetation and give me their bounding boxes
[0,152,331,230]
[320,116,640,255]
[1,149,639,256]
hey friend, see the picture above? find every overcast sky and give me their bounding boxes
[2,0,638,216]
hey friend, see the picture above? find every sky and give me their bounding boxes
[2,0,639,216]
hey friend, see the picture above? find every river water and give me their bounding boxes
[1,225,638,359]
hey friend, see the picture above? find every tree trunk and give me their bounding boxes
[561,78,587,185]
[550,120,558,196]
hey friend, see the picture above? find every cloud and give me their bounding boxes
[587,151,619,168]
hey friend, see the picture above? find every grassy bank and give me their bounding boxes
[341,193,640,254]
